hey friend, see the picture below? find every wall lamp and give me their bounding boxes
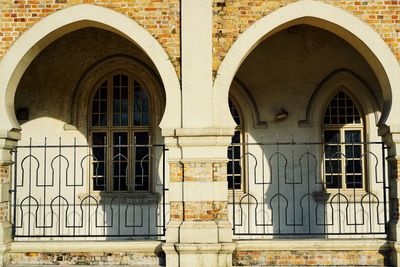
[275,108,288,121]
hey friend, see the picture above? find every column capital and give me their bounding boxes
[0,129,20,166]
[163,127,234,161]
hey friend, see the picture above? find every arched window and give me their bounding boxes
[89,71,151,192]
[322,90,364,189]
[228,98,243,190]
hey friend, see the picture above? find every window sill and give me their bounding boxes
[78,192,160,203]
[312,190,379,203]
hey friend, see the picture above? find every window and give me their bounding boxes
[227,98,243,190]
[89,72,151,192]
[322,91,364,189]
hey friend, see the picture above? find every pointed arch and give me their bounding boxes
[213,0,400,129]
[0,4,181,131]
[230,78,268,129]
[299,70,380,128]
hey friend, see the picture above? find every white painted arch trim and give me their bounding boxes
[213,0,400,129]
[0,4,181,131]
[299,69,381,128]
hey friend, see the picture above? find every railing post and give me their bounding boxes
[0,129,20,266]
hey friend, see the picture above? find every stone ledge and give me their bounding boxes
[234,238,389,251]
[9,240,162,253]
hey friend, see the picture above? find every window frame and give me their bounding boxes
[322,90,367,191]
[228,96,246,192]
[88,70,154,193]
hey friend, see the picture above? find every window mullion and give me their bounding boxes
[129,76,133,192]
[107,76,112,192]
[341,129,346,190]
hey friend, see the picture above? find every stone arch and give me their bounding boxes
[0,4,181,131]
[229,78,267,129]
[213,0,400,129]
[299,69,381,128]
[71,55,166,132]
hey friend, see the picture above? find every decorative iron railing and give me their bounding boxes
[11,138,167,239]
[229,141,389,237]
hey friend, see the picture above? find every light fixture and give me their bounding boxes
[275,108,288,121]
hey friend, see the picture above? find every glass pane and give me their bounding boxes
[324,130,340,143]
[134,132,149,191]
[324,91,361,125]
[113,177,127,191]
[232,131,241,143]
[113,100,120,112]
[121,87,128,99]
[135,132,149,145]
[93,177,106,191]
[114,162,128,175]
[112,132,128,191]
[113,75,120,86]
[325,160,341,173]
[136,161,149,176]
[346,175,363,188]
[121,75,128,86]
[113,114,120,126]
[133,81,150,126]
[134,113,141,125]
[135,176,149,191]
[142,112,149,125]
[345,130,361,143]
[227,161,233,174]
[227,176,233,190]
[346,159,362,173]
[100,101,107,113]
[121,114,128,126]
[122,99,128,113]
[92,132,106,145]
[92,114,99,126]
[100,114,107,126]
[113,87,120,99]
[325,175,341,188]
[93,162,105,176]
[324,145,340,158]
[91,132,107,191]
[234,176,241,189]
[93,101,99,112]
[345,145,361,158]
[227,146,233,159]
[233,146,241,159]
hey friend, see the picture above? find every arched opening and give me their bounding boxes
[213,0,400,130]
[8,6,176,240]
[0,4,181,132]
[225,22,387,237]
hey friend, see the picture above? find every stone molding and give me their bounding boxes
[234,239,389,251]
[213,0,400,129]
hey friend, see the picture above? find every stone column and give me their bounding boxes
[0,129,20,266]
[162,128,235,267]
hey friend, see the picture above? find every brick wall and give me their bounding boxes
[2,1,400,80]
[9,251,164,266]
[169,161,228,221]
[0,0,180,74]
[213,0,400,76]
[0,165,9,223]
[0,165,9,184]
[233,249,389,266]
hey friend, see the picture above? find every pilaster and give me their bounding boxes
[379,127,400,266]
[0,129,20,266]
[162,128,235,267]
